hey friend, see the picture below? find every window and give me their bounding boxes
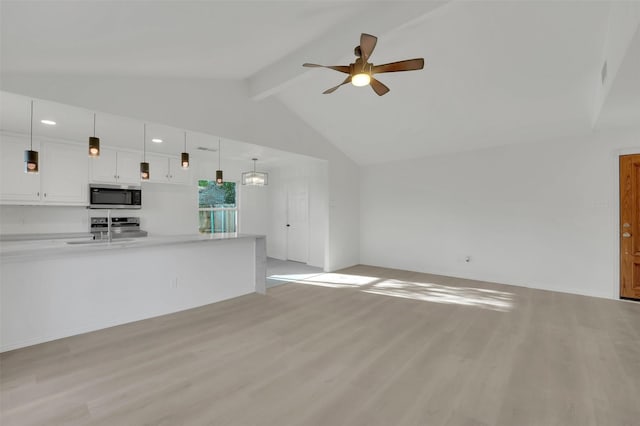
[198,180,237,234]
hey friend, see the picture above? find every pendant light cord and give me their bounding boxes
[93,113,96,137]
[218,139,221,169]
[143,123,146,162]
[184,131,187,151]
[30,100,34,150]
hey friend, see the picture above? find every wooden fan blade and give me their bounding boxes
[323,76,352,94]
[373,58,424,74]
[303,63,350,74]
[370,77,390,96]
[360,33,378,61]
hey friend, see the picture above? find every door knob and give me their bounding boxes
[622,232,631,238]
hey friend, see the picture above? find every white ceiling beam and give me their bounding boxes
[247,1,450,101]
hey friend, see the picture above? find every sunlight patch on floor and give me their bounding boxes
[269,273,380,288]
[278,273,514,311]
[268,273,326,284]
[362,279,513,312]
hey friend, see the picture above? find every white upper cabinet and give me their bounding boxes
[146,153,170,183]
[40,141,88,204]
[145,153,190,185]
[0,134,41,202]
[169,157,190,185]
[115,150,142,184]
[90,148,140,185]
[0,133,88,205]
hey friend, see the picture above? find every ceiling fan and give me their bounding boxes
[303,33,424,96]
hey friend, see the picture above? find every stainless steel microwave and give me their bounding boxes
[89,184,142,209]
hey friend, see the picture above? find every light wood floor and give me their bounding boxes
[1,265,639,426]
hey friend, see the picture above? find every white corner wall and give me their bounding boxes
[360,128,640,299]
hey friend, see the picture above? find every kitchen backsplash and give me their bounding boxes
[0,205,89,235]
[0,183,199,236]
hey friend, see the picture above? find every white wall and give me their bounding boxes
[137,183,198,235]
[0,205,88,235]
[360,128,640,299]
[1,74,360,271]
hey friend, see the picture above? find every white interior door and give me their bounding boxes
[286,180,309,263]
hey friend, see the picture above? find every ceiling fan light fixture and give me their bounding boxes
[303,33,424,95]
[352,73,371,87]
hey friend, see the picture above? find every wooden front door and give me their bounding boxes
[620,154,640,300]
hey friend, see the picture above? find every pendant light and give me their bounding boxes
[242,158,268,186]
[181,131,190,169]
[89,113,100,157]
[24,100,39,173]
[140,123,149,180]
[216,139,223,186]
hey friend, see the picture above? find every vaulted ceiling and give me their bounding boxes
[2,1,638,165]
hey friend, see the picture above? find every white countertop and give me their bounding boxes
[0,233,265,261]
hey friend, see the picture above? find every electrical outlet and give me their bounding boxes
[170,277,178,289]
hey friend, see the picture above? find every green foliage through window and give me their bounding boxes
[198,180,237,234]
[198,181,236,208]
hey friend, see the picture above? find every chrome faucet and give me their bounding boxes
[107,209,112,243]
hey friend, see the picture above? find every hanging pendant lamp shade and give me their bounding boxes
[89,113,100,157]
[140,161,149,180]
[24,149,39,174]
[24,100,39,174]
[181,131,190,169]
[140,123,149,180]
[216,139,223,186]
[242,158,268,186]
[89,137,100,157]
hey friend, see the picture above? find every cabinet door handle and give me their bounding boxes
[44,193,47,198]
[37,191,40,197]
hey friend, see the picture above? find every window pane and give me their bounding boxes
[198,181,236,208]
[199,210,237,234]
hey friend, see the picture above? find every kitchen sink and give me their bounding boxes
[66,238,136,245]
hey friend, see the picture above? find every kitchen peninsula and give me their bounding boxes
[0,234,266,352]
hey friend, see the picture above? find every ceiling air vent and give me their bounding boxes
[196,146,217,152]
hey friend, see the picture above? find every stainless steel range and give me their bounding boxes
[91,217,148,240]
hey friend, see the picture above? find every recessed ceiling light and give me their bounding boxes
[40,119,56,125]
[151,138,163,143]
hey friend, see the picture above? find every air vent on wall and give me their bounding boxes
[196,146,217,152]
